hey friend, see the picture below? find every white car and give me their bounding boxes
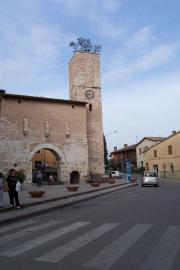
[141,171,159,187]
[111,171,121,179]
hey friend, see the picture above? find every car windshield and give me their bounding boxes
[145,172,157,177]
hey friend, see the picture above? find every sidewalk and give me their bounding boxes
[0,179,138,226]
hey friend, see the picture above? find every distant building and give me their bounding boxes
[110,144,137,172]
[136,137,165,169]
[144,131,180,179]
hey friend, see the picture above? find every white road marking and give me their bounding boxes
[141,225,180,270]
[36,223,119,263]
[84,224,152,270]
[0,221,90,257]
[0,220,58,244]
[0,220,37,234]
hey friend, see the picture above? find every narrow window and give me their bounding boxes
[154,150,157,157]
[139,148,142,155]
[168,145,172,155]
[89,104,92,111]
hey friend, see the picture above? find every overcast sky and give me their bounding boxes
[0,0,180,153]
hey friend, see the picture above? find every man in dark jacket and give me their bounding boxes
[6,169,21,208]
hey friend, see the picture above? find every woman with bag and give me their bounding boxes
[6,169,21,209]
[0,172,4,208]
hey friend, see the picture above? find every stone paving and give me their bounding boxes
[0,179,138,225]
[2,179,127,208]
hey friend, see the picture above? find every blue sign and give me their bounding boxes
[126,160,131,182]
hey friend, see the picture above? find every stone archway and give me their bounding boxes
[28,143,65,183]
[70,171,80,184]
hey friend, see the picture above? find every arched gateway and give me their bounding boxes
[28,143,66,183]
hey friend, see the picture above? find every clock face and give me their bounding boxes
[85,89,94,99]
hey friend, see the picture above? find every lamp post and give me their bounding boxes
[105,130,118,137]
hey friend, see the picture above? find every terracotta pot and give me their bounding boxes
[29,191,45,198]
[90,182,100,187]
[66,186,79,192]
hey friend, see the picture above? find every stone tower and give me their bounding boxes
[69,52,104,176]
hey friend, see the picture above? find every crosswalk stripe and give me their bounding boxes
[36,223,119,263]
[0,220,37,234]
[0,220,58,244]
[0,221,90,257]
[84,224,152,270]
[140,225,180,270]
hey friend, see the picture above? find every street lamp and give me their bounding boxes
[105,130,118,137]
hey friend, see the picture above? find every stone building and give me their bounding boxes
[0,52,104,183]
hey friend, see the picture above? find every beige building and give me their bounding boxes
[136,137,165,169]
[144,131,180,179]
[0,52,104,183]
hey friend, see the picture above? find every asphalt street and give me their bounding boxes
[0,179,180,270]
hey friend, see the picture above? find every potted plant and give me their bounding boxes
[17,169,26,189]
[29,190,45,198]
[66,185,79,192]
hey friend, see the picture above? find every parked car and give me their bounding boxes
[111,171,121,179]
[141,171,159,187]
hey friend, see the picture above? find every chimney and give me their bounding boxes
[172,131,176,135]
[124,144,128,148]
[114,146,117,151]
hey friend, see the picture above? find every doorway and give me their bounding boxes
[70,171,80,184]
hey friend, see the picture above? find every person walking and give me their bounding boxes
[36,171,43,187]
[6,169,21,208]
[0,172,4,208]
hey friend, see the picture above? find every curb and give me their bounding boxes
[0,182,138,226]
[0,182,128,212]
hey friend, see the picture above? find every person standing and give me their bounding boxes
[6,169,21,208]
[0,172,4,208]
[49,174,54,183]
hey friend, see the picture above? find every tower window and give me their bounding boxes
[89,104,92,111]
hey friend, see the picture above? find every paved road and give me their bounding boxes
[0,179,180,270]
